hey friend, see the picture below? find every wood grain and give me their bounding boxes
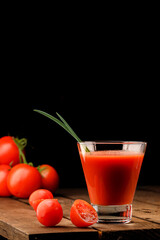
[134,189,160,206]
[0,197,97,240]
[0,186,160,240]
[138,185,160,193]
[132,200,160,224]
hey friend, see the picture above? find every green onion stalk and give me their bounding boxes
[33,110,90,152]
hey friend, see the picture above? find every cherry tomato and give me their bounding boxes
[36,199,63,226]
[0,164,12,197]
[0,136,20,166]
[70,199,98,227]
[0,136,27,166]
[29,189,53,211]
[39,164,59,193]
[7,163,42,198]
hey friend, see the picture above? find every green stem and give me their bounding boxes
[34,109,90,152]
[19,147,28,164]
[13,137,28,164]
[37,165,46,172]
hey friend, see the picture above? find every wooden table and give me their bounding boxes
[0,186,160,240]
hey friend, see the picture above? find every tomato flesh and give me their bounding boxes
[70,199,98,227]
[76,202,97,222]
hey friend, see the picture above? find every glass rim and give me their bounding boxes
[77,141,147,145]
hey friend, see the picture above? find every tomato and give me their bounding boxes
[70,199,98,227]
[7,163,42,198]
[0,164,12,197]
[0,136,20,166]
[0,136,27,166]
[36,199,63,226]
[29,189,53,211]
[39,164,59,193]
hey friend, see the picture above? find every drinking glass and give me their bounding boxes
[77,141,147,223]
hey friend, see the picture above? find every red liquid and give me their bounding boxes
[79,150,144,205]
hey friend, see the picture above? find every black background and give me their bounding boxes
[0,84,159,188]
[0,10,159,188]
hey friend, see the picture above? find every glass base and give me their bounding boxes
[92,203,132,223]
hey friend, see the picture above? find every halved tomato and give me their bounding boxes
[70,199,98,227]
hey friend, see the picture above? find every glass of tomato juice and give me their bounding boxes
[77,141,147,223]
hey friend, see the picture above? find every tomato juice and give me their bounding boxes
[79,149,144,206]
